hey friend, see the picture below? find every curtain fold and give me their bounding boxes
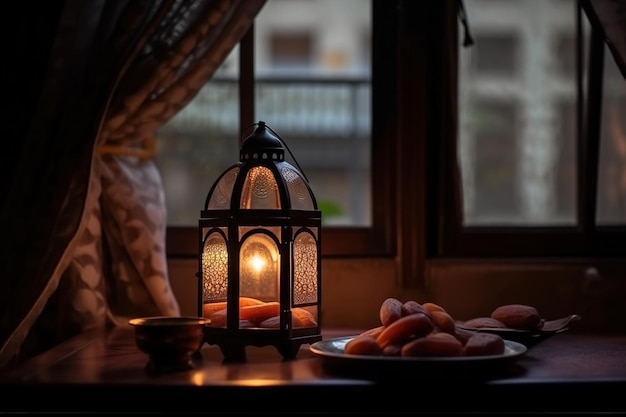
[584,0,626,80]
[1,0,266,368]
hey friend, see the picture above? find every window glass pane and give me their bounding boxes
[472,33,518,76]
[459,0,581,226]
[472,100,519,219]
[597,45,626,224]
[254,0,372,226]
[156,0,371,227]
[156,46,240,226]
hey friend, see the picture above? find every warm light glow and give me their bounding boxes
[240,233,280,300]
[229,378,286,387]
[249,254,266,273]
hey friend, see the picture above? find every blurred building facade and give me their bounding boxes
[157,0,626,227]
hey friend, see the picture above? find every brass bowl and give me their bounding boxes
[128,316,210,375]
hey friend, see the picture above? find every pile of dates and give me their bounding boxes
[345,298,541,357]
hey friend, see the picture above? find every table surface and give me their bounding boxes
[1,326,625,415]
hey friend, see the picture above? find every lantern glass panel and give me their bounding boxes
[207,166,239,209]
[240,166,280,209]
[202,231,229,301]
[278,163,315,210]
[292,305,318,329]
[239,232,280,301]
[293,230,318,305]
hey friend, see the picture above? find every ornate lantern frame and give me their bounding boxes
[198,121,322,361]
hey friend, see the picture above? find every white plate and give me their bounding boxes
[309,336,527,377]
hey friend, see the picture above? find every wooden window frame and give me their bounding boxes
[433,0,626,260]
[166,0,402,261]
[166,0,626,290]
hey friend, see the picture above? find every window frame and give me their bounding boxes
[433,0,626,260]
[165,0,626,288]
[166,0,400,261]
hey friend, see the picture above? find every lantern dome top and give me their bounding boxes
[240,121,284,162]
[203,121,319,213]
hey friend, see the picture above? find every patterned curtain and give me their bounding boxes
[0,0,266,368]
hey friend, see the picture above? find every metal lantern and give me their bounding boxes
[198,121,322,361]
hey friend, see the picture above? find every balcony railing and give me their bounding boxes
[157,75,373,226]
[166,75,371,141]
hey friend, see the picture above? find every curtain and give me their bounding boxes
[0,0,266,368]
[583,0,626,80]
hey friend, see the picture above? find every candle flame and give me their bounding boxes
[250,255,266,272]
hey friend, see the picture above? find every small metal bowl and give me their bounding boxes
[128,316,210,375]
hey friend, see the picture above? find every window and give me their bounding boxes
[439,0,626,258]
[158,0,626,287]
[157,0,386,258]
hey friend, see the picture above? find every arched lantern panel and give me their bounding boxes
[293,230,318,305]
[240,166,281,210]
[279,164,316,210]
[207,166,240,210]
[239,232,280,302]
[201,231,228,302]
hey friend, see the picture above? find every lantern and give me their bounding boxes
[198,121,322,361]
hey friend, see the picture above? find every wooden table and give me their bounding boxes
[1,327,625,415]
